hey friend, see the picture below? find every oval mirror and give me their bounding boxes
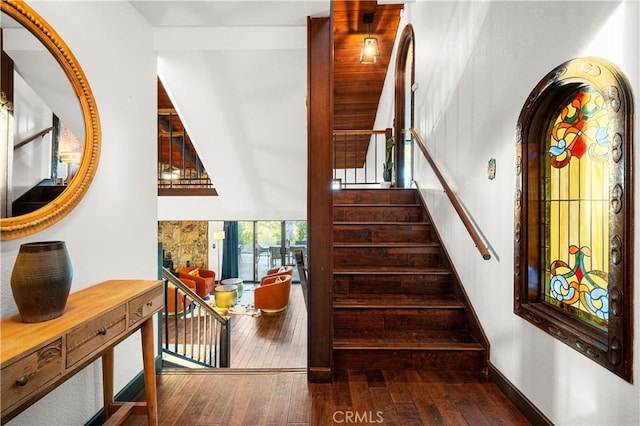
[1,0,100,240]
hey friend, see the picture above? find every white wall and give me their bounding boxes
[0,2,157,425]
[156,27,308,222]
[377,1,639,425]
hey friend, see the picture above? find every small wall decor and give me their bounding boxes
[488,158,496,180]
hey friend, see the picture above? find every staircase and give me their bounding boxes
[332,188,488,372]
[12,183,66,216]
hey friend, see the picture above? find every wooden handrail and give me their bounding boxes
[161,267,230,368]
[14,126,54,150]
[162,267,227,324]
[410,128,491,260]
[332,129,387,135]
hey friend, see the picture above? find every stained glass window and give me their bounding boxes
[514,57,633,382]
[544,88,609,328]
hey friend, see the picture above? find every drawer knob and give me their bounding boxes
[98,327,108,336]
[16,375,30,387]
[146,301,153,307]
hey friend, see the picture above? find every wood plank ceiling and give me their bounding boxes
[333,0,403,168]
[157,78,197,170]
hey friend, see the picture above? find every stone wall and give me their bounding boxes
[158,221,209,271]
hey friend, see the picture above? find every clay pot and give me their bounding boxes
[10,241,73,323]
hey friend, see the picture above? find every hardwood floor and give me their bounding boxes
[124,369,531,425]
[230,283,307,368]
[162,283,307,369]
[129,283,531,425]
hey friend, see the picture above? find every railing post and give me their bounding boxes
[219,319,231,368]
[385,127,395,186]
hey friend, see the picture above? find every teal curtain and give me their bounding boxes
[221,221,239,280]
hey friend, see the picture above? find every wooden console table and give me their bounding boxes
[1,279,163,425]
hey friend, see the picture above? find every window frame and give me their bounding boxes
[514,57,634,382]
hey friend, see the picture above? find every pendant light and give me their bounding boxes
[360,12,380,64]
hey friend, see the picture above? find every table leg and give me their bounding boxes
[102,347,114,422]
[141,317,158,426]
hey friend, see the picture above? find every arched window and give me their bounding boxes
[514,57,633,382]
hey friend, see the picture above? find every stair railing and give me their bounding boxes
[161,267,230,368]
[332,128,393,188]
[409,128,491,260]
[13,126,54,150]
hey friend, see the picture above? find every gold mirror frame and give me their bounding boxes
[1,0,100,240]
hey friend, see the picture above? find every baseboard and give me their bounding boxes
[307,366,333,383]
[488,362,553,426]
[85,355,162,426]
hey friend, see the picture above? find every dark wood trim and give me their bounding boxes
[393,24,414,188]
[488,363,553,426]
[306,15,333,383]
[1,34,14,105]
[514,57,634,382]
[157,188,218,197]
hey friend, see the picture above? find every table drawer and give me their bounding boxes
[129,285,163,326]
[1,339,63,413]
[66,305,127,368]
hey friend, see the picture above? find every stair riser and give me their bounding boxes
[334,206,423,222]
[334,274,452,296]
[334,309,466,331]
[334,247,443,268]
[334,189,417,205]
[331,188,487,376]
[334,349,485,371]
[334,224,435,243]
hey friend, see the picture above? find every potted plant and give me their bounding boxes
[382,137,394,185]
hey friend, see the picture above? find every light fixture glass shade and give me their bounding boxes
[213,230,226,240]
[161,166,180,180]
[360,37,380,64]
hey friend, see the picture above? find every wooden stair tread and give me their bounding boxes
[334,330,484,351]
[331,188,488,373]
[333,221,430,226]
[334,294,464,309]
[333,242,440,248]
[333,203,421,207]
[333,266,451,275]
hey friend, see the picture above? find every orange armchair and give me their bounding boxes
[166,278,196,315]
[254,274,292,313]
[260,265,293,286]
[178,266,216,298]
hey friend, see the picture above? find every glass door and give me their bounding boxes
[256,221,281,277]
[237,221,254,283]
[236,220,307,283]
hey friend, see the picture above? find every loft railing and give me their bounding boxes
[409,128,491,260]
[157,112,214,191]
[332,128,393,188]
[161,267,230,368]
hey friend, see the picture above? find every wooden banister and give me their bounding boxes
[332,129,387,135]
[410,128,491,261]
